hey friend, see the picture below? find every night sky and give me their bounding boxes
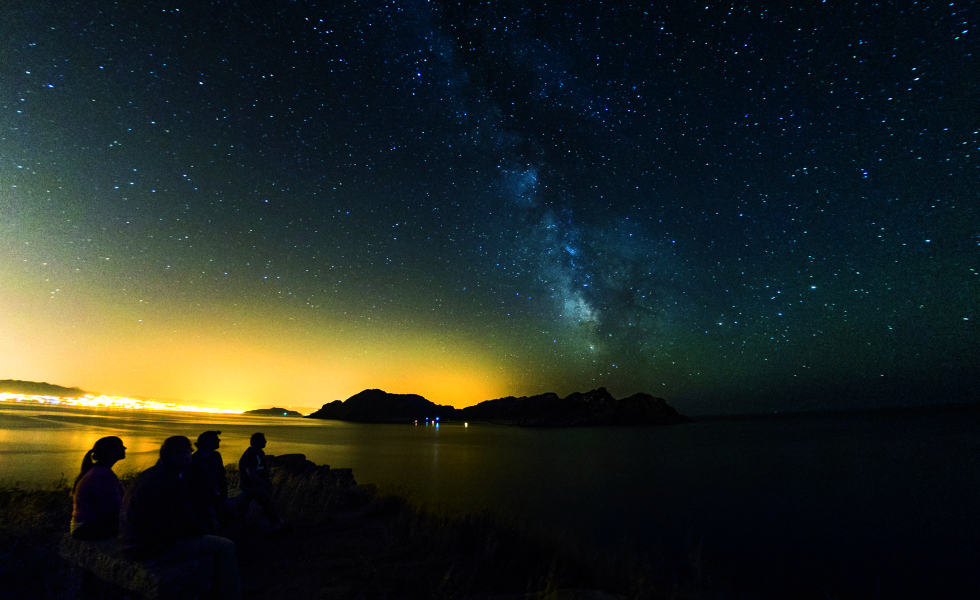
[2,1,977,413]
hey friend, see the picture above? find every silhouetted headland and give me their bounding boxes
[307,387,690,426]
[0,379,89,397]
[243,407,304,417]
[307,389,456,424]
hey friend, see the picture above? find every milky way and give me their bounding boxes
[1,1,976,412]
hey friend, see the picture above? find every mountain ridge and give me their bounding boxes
[0,379,90,397]
[307,387,690,426]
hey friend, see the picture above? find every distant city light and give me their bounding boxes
[0,392,245,414]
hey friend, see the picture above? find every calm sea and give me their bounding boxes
[1,402,978,599]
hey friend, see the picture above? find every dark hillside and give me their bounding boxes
[0,380,89,397]
[308,387,689,426]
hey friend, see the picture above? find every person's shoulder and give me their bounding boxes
[89,465,120,481]
[191,451,212,465]
[75,467,100,488]
[134,464,166,486]
[140,463,161,476]
[78,465,102,479]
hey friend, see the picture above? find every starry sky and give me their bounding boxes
[1,0,977,414]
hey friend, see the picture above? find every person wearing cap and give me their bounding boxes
[187,430,229,533]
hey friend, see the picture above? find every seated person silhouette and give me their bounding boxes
[120,436,242,600]
[237,432,284,530]
[71,436,127,540]
[187,430,230,533]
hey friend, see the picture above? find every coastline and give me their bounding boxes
[1,456,707,600]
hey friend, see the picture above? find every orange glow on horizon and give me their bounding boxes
[1,276,514,410]
[394,369,507,408]
[0,392,245,414]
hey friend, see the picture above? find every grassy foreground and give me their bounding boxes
[0,478,80,598]
[0,464,710,599]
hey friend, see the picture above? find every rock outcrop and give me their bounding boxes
[58,536,212,599]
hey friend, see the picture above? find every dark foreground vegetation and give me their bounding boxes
[1,458,714,600]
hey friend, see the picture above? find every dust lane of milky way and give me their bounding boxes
[1,1,976,413]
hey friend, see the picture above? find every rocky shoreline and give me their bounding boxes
[233,454,701,600]
[2,454,711,600]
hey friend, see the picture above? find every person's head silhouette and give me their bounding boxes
[195,430,221,452]
[159,436,193,469]
[73,436,126,492]
[91,436,126,466]
[250,432,266,449]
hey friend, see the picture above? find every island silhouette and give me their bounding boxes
[307,387,690,426]
[243,407,304,417]
[1,379,687,424]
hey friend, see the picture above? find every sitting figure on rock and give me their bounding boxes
[71,436,127,540]
[238,432,284,531]
[120,435,242,600]
[187,430,231,534]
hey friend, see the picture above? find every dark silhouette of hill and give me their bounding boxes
[0,379,89,397]
[244,407,304,417]
[307,387,689,426]
[460,387,690,426]
[307,389,456,423]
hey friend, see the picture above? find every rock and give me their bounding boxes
[323,467,356,490]
[270,453,317,472]
[58,535,212,599]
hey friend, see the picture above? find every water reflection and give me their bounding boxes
[2,402,979,598]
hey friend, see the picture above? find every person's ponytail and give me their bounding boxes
[72,449,96,494]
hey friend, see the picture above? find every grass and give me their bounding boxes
[0,466,711,600]
[242,462,710,599]
[0,479,79,599]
